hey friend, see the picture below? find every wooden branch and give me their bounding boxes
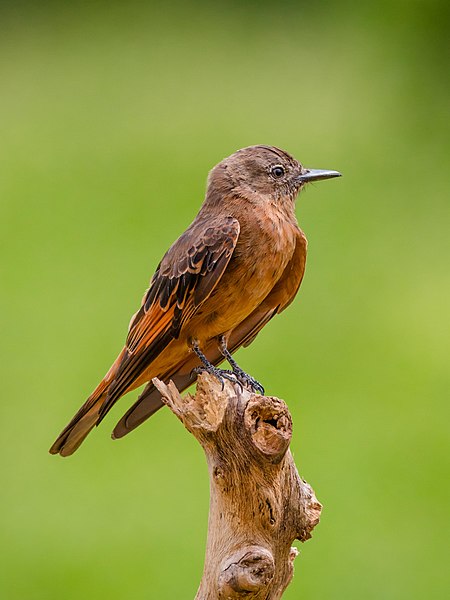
[153,373,322,599]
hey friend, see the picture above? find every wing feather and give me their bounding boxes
[97,216,240,421]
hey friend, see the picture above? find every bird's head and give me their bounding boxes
[205,145,341,210]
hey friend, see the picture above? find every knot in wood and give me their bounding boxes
[244,395,292,462]
[218,546,274,598]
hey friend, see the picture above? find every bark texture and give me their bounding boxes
[153,373,322,599]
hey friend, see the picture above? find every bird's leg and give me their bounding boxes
[218,336,265,394]
[191,341,237,390]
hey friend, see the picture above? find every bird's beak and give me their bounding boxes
[298,169,342,183]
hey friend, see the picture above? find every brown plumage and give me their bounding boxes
[50,145,340,456]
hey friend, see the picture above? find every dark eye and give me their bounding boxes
[271,165,285,179]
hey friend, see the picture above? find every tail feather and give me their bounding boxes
[49,385,108,457]
[50,349,129,457]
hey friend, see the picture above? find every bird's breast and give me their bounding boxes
[185,209,298,341]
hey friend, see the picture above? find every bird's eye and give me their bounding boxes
[271,165,285,179]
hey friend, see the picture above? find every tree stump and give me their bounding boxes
[153,372,322,599]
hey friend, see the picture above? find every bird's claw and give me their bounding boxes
[231,367,265,395]
[192,365,237,390]
[217,335,265,395]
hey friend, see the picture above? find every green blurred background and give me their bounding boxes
[1,1,448,598]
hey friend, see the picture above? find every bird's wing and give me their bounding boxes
[97,215,240,422]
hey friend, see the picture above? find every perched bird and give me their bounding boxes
[50,145,340,457]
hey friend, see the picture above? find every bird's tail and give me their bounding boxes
[49,380,110,457]
[50,348,129,457]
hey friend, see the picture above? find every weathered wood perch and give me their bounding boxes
[153,372,322,599]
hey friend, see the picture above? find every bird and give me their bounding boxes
[49,145,340,457]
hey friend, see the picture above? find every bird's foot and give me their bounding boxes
[229,366,265,395]
[191,341,239,390]
[192,365,237,390]
[218,335,265,394]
